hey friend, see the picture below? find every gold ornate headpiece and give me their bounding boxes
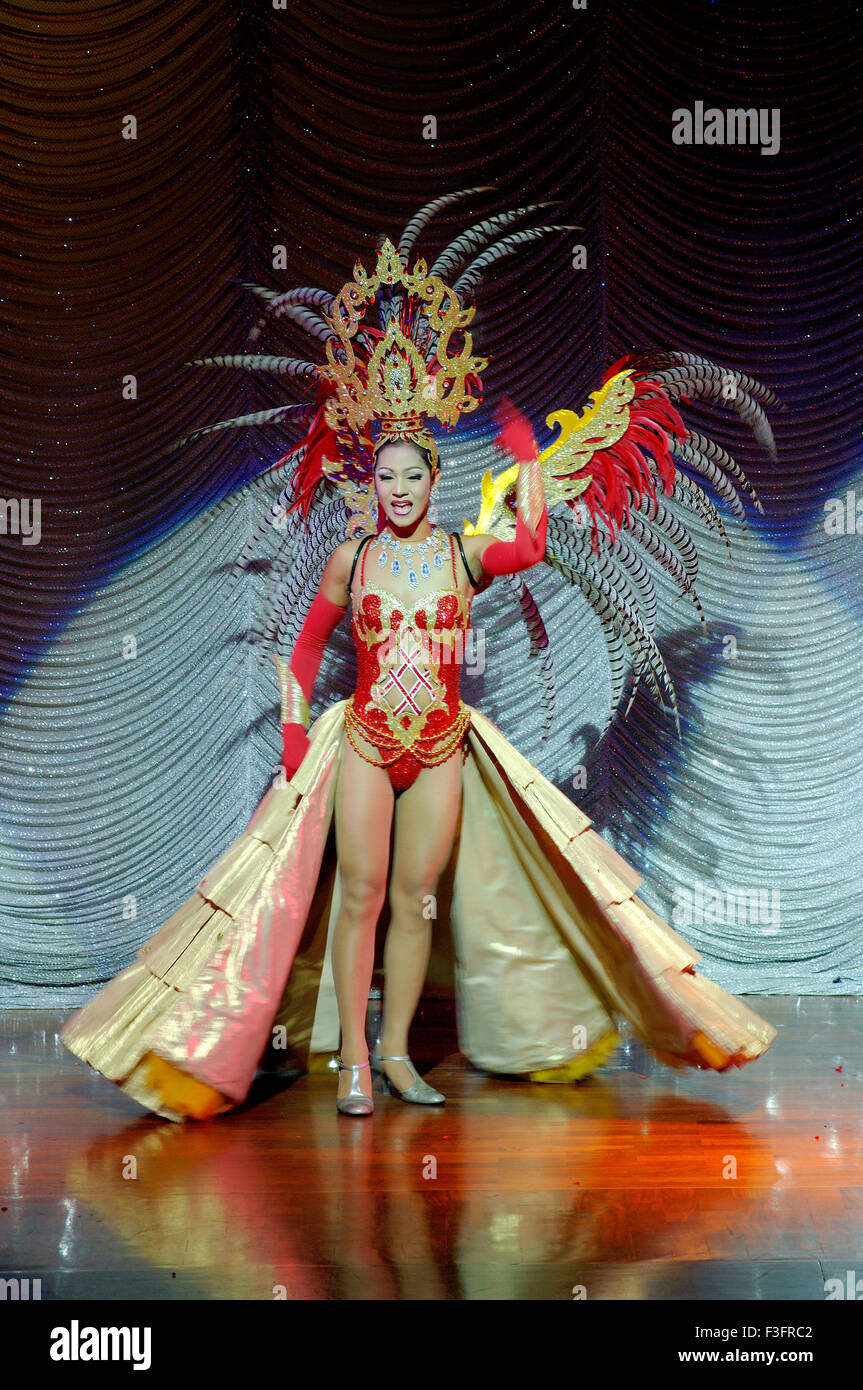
[316,237,488,530]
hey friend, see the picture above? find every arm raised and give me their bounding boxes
[472,405,548,579]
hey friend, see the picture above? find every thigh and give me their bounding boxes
[390,748,463,897]
[335,734,395,891]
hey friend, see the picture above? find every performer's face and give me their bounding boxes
[373,444,433,528]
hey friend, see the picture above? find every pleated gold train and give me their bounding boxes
[60,700,777,1121]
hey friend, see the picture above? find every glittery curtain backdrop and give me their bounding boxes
[1,1,860,1002]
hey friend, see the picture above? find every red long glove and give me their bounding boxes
[479,397,548,576]
[281,723,312,780]
[280,591,346,777]
[480,505,548,575]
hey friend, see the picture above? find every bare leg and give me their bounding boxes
[378,748,463,1092]
[332,733,394,1103]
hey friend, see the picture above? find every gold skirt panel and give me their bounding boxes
[461,708,776,1071]
[60,699,776,1120]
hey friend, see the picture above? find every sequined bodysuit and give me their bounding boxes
[344,529,477,792]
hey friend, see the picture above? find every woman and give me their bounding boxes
[60,194,778,1121]
[294,431,547,1113]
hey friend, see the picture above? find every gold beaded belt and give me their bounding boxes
[344,697,471,770]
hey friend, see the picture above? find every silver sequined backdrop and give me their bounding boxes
[2,431,861,1005]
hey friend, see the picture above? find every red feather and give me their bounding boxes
[571,369,686,551]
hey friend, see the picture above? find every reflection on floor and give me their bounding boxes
[1,997,860,1300]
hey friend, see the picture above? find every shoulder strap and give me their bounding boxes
[348,534,375,595]
[447,532,459,586]
[452,531,481,589]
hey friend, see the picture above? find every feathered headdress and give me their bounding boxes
[176,188,573,654]
[286,234,489,536]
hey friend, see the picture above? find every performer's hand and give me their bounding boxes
[475,396,548,576]
[494,396,538,471]
[281,722,310,779]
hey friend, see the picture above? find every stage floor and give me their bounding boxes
[1,998,861,1300]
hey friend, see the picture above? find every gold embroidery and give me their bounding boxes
[345,698,472,767]
[351,583,470,641]
[348,579,473,758]
[345,530,476,768]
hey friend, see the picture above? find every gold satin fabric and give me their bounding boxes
[60,700,776,1121]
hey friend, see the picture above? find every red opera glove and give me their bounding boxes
[480,504,548,576]
[275,590,346,778]
[286,591,347,704]
[281,723,311,779]
[479,397,548,577]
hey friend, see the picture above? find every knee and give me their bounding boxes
[388,876,438,924]
[340,872,387,924]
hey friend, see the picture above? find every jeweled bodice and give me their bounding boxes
[345,532,473,762]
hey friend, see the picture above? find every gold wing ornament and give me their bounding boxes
[464,353,780,742]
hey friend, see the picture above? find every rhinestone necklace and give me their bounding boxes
[376,523,448,587]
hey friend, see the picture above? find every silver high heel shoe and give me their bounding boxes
[370,1048,445,1105]
[335,1054,374,1115]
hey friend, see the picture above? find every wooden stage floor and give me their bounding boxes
[1,997,861,1301]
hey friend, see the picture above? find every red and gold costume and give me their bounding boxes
[344,530,473,790]
[60,192,779,1120]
